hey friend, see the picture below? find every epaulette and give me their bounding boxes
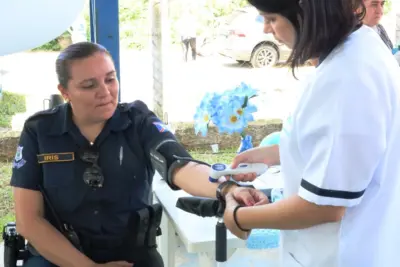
[26,105,61,122]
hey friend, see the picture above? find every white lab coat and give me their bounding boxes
[279,26,400,267]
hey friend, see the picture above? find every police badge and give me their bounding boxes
[12,146,26,169]
[15,146,23,162]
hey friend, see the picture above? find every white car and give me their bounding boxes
[218,7,292,68]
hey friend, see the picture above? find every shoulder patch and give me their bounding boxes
[152,121,170,133]
[14,146,23,161]
[12,146,26,169]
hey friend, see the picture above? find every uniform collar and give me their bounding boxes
[48,103,131,136]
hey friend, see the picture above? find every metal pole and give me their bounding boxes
[89,0,121,102]
[89,0,96,43]
[151,0,164,120]
[216,219,228,267]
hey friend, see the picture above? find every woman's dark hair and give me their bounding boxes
[290,0,365,70]
[248,0,302,34]
[55,42,110,88]
[248,0,366,74]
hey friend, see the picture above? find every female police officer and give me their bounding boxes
[10,42,268,267]
[223,0,400,267]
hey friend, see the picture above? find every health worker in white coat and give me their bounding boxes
[222,0,400,267]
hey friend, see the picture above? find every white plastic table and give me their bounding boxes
[154,169,283,267]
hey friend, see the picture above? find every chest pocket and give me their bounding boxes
[39,152,86,214]
[102,135,151,210]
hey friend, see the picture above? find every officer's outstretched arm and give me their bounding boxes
[11,121,95,267]
[132,101,231,199]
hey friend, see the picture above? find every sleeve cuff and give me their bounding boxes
[298,179,365,207]
[167,161,186,191]
[10,179,40,191]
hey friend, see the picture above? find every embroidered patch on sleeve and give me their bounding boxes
[153,122,170,133]
[12,146,26,169]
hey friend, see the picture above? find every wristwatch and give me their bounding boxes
[216,180,239,202]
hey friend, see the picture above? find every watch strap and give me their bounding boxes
[216,180,239,202]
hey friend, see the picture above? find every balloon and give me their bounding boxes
[259,131,281,147]
[0,0,86,56]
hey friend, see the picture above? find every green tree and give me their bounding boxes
[30,0,247,51]
[119,0,150,49]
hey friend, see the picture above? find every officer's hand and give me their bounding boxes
[230,186,269,206]
[96,261,134,267]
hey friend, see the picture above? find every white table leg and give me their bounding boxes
[198,249,236,267]
[157,210,176,267]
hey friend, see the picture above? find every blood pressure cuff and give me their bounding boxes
[149,139,192,190]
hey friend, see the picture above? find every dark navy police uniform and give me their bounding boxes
[10,101,177,267]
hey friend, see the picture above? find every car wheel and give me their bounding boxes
[250,44,278,68]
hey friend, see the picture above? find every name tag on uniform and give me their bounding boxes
[37,152,75,164]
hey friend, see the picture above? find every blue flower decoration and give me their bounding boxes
[194,108,211,136]
[194,82,259,136]
[232,82,258,98]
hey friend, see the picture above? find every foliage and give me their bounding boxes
[0,91,27,128]
[32,0,247,51]
[384,0,392,14]
[203,0,248,17]
[169,0,247,43]
[31,31,71,52]
[0,162,14,228]
[190,149,237,164]
[119,0,150,50]
[194,82,258,137]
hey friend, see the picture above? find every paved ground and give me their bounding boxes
[0,49,314,130]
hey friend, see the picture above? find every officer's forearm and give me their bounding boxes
[173,162,219,198]
[19,217,95,267]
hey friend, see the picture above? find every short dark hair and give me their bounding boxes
[289,0,365,71]
[247,0,302,35]
[55,42,110,88]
